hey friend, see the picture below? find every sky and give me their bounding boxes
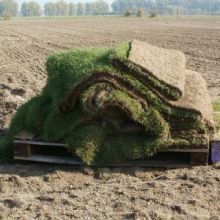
[17,0,114,6]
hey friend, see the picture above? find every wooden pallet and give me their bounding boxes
[13,139,209,168]
[13,140,83,166]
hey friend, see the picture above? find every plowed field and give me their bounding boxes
[0,17,220,220]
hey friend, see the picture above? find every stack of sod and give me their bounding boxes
[0,40,215,165]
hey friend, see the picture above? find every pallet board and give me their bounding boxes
[15,155,83,165]
[13,139,209,167]
[13,140,79,163]
[14,130,36,141]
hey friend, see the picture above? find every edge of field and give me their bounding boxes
[0,15,219,22]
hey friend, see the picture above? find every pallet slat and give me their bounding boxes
[14,140,66,147]
[13,139,209,167]
[14,155,83,165]
[110,161,192,168]
[13,140,208,152]
[160,148,208,153]
[14,130,36,141]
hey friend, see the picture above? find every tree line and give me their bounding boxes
[0,0,109,17]
[0,0,220,18]
[44,1,109,16]
[112,0,220,15]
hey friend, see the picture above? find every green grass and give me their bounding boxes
[213,102,220,112]
[0,42,214,165]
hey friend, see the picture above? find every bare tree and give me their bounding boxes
[69,2,77,16]
[21,1,41,17]
[0,0,18,17]
[44,2,56,16]
[56,0,68,16]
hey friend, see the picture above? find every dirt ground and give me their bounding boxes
[0,16,220,128]
[0,16,220,219]
[0,164,220,220]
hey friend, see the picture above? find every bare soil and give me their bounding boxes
[0,17,220,219]
[0,164,220,220]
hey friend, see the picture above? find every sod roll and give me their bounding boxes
[0,40,215,165]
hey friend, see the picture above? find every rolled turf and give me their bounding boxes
[0,40,215,165]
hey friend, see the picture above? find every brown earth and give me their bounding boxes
[0,16,220,128]
[0,164,220,219]
[0,16,220,219]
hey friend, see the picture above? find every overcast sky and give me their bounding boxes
[17,0,114,6]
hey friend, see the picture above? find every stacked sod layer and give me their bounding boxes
[0,40,215,165]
